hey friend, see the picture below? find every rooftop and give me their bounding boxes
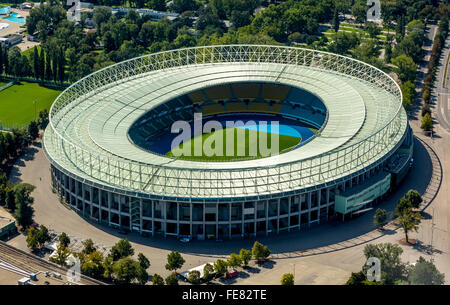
[44,45,407,200]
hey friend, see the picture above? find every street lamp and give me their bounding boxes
[33,100,36,121]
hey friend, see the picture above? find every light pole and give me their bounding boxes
[291,263,296,284]
[430,207,435,262]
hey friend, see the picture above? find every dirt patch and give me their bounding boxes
[398,238,417,246]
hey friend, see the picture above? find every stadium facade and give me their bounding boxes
[43,45,413,240]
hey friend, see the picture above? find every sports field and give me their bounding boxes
[0,81,61,128]
[166,127,302,161]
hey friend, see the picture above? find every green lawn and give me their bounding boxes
[166,127,301,162]
[0,81,61,128]
[21,45,42,59]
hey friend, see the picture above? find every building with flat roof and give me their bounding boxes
[0,217,16,240]
[0,34,22,48]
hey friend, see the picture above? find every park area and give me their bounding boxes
[0,81,61,129]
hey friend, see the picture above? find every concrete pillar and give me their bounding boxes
[203,203,206,239]
[189,202,193,239]
[265,200,269,236]
[139,198,143,234]
[326,188,330,221]
[163,201,167,238]
[152,200,155,237]
[177,202,180,237]
[307,192,312,227]
[254,201,257,236]
[216,203,219,240]
[241,202,245,238]
[276,198,279,233]
[118,194,122,227]
[107,191,112,225]
[229,203,232,239]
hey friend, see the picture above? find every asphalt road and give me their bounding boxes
[434,29,450,132]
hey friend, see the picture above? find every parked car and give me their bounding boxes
[179,237,190,243]
[226,270,238,279]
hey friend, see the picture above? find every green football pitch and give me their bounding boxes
[166,127,301,161]
[0,82,61,128]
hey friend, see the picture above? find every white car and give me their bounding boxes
[179,238,190,243]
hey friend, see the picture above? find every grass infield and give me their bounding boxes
[166,127,301,161]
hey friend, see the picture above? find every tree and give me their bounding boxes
[332,8,339,33]
[365,22,381,39]
[137,253,150,270]
[26,227,39,252]
[227,253,242,269]
[363,243,406,284]
[203,263,214,281]
[405,190,423,209]
[152,273,164,285]
[252,241,270,262]
[281,273,294,285]
[13,183,35,229]
[395,197,413,217]
[4,187,15,211]
[50,243,71,266]
[93,6,112,30]
[392,54,417,83]
[58,232,70,248]
[45,51,52,81]
[136,264,149,285]
[398,209,424,244]
[37,109,49,129]
[422,103,431,117]
[214,259,228,276]
[110,239,134,261]
[81,251,105,279]
[7,47,31,77]
[328,31,359,55]
[33,48,40,79]
[239,249,252,267]
[373,208,387,229]
[165,273,179,285]
[351,0,367,24]
[82,238,96,255]
[421,113,433,132]
[346,270,367,285]
[165,251,185,273]
[408,257,445,285]
[188,270,201,285]
[401,81,415,109]
[28,121,39,140]
[169,0,199,14]
[148,0,166,11]
[102,256,115,280]
[385,35,393,63]
[112,257,138,284]
[36,225,51,248]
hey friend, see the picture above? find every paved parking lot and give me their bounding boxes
[6,126,448,284]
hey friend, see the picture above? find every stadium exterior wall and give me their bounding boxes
[48,138,408,240]
[43,45,411,240]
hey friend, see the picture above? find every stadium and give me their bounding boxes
[43,45,413,240]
